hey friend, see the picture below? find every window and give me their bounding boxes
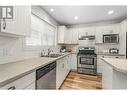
[41,20,56,46]
[25,14,42,47]
[46,24,56,46]
[25,29,42,46]
[25,14,56,48]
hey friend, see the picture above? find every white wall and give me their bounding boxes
[0,6,59,64]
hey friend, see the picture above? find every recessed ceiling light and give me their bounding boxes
[74,16,78,20]
[50,8,54,12]
[108,10,114,15]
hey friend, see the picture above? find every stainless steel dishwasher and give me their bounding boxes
[36,62,56,89]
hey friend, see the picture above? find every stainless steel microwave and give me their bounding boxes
[103,34,119,43]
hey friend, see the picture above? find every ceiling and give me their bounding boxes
[41,6,127,25]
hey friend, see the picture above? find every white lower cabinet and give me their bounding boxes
[0,72,35,90]
[65,55,71,75]
[97,56,103,74]
[71,54,77,71]
[56,55,71,89]
[56,58,65,89]
[24,82,35,90]
[102,60,113,89]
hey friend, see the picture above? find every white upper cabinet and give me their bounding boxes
[119,20,127,55]
[95,24,120,43]
[67,27,78,44]
[64,28,72,44]
[102,24,120,34]
[95,26,103,43]
[0,6,31,37]
[78,27,95,37]
[71,28,79,44]
[57,26,78,44]
[57,26,67,44]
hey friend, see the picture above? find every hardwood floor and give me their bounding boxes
[60,71,102,90]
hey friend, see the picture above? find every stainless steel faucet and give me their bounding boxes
[48,48,53,55]
[41,49,45,57]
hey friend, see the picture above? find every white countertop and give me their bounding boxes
[102,58,127,73]
[0,53,70,87]
[97,53,125,56]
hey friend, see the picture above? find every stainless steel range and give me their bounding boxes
[77,47,97,75]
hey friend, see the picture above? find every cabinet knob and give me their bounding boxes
[8,86,16,90]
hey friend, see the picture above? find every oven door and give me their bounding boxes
[79,57,94,65]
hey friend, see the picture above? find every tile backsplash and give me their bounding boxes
[95,44,119,53]
[64,43,119,54]
[0,36,60,64]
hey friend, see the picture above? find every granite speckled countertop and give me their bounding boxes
[0,53,70,87]
[97,53,125,56]
[102,58,127,73]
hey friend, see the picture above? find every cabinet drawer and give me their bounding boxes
[1,72,35,90]
[24,82,35,90]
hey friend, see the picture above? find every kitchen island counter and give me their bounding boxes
[101,58,127,89]
[102,58,127,73]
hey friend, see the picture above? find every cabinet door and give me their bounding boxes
[67,55,71,71]
[87,27,95,35]
[0,72,35,90]
[57,26,67,44]
[71,28,78,44]
[95,26,103,43]
[64,28,72,44]
[78,28,85,38]
[56,59,65,89]
[65,55,71,74]
[97,56,103,74]
[71,54,77,70]
[102,60,113,89]
[0,6,31,37]
[119,20,127,55]
[79,27,95,35]
[102,24,120,34]
[24,82,35,90]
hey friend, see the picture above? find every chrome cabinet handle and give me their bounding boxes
[3,18,6,30]
[8,86,16,90]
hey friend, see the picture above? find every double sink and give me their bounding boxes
[41,54,64,58]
